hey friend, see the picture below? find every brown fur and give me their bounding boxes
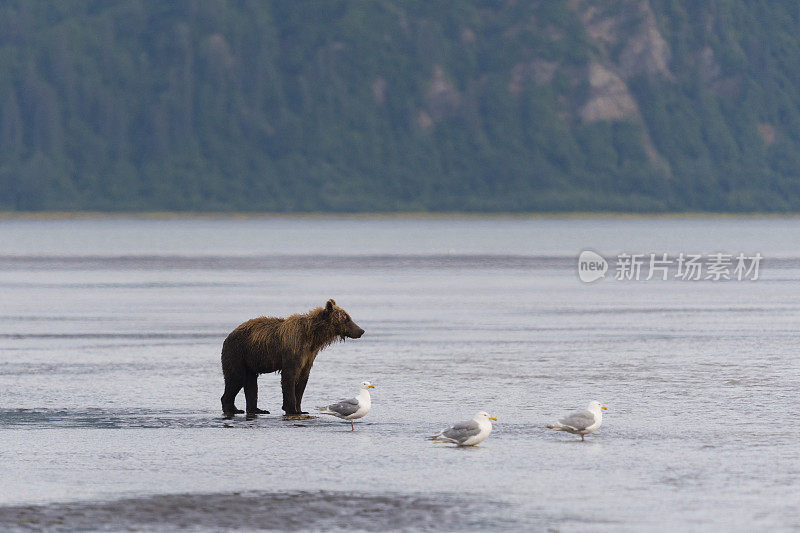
[220,299,364,416]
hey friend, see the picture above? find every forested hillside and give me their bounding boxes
[2,1,800,212]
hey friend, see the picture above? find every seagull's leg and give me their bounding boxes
[351,420,355,431]
[581,434,585,441]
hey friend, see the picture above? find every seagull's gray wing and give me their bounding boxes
[558,410,596,431]
[442,420,482,443]
[326,397,360,417]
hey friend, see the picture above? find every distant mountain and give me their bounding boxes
[1,0,799,212]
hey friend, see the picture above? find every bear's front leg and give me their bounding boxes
[294,371,311,415]
[281,369,302,415]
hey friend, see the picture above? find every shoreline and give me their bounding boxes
[2,211,800,220]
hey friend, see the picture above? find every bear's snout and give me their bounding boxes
[347,323,365,339]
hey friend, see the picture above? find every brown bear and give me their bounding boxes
[220,299,364,417]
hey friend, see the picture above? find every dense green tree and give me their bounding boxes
[0,0,800,212]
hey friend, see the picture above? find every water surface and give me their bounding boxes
[0,216,798,531]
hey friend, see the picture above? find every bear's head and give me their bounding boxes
[323,299,365,340]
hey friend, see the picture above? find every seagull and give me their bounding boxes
[426,411,497,446]
[546,401,607,441]
[316,381,374,430]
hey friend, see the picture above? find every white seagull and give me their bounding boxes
[427,411,497,446]
[316,381,374,430]
[546,400,607,441]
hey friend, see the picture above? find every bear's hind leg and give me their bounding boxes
[221,378,245,417]
[244,372,269,414]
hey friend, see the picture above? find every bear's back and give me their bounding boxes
[234,316,283,346]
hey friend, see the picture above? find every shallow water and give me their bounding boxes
[0,217,799,531]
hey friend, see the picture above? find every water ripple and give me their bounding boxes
[0,490,510,532]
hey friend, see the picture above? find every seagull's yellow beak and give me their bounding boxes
[369,385,375,388]
[601,406,608,410]
[489,417,498,421]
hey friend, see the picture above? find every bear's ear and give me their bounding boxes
[325,299,336,312]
